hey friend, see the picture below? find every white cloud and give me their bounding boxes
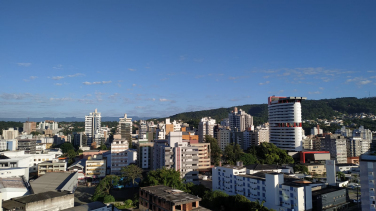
[49,97,72,101]
[102,81,112,84]
[53,64,63,69]
[368,71,375,73]
[319,87,324,90]
[346,77,372,85]
[30,76,38,80]
[0,93,32,100]
[159,98,169,102]
[83,82,92,85]
[68,73,84,77]
[52,76,64,80]
[308,91,321,94]
[55,83,62,86]
[93,82,101,84]
[132,84,137,87]
[17,63,31,67]
[128,68,136,71]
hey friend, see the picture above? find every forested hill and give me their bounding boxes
[163,97,376,126]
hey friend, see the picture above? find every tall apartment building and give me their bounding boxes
[353,126,372,154]
[137,141,154,170]
[190,143,211,172]
[198,117,216,142]
[118,113,132,144]
[0,140,7,151]
[360,154,376,211]
[310,125,323,136]
[347,137,362,157]
[268,96,306,151]
[153,132,200,184]
[322,135,347,163]
[18,139,37,154]
[85,109,101,146]
[253,124,270,145]
[2,128,19,139]
[335,126,353,137]
[23,121,36,134]
[217,129,231,151]
[111,139,137,175]
[139,120,147,138]
[228,107,253,132]
[155,122,166,140]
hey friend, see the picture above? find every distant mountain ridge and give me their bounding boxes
[162,97,376,125]
[0,116,155,122]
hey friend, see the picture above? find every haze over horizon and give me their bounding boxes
[1,1,375,118]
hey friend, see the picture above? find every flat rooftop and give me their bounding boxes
[0,177,27,189]
[219,164,246,170]
[61,201,106,211]
[31,172,76,194]
[3,191,71,209]
[312,186,345,197]
[140,185,201,205]
[245,164,289,170]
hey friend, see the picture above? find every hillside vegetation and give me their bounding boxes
[163,97,376,126]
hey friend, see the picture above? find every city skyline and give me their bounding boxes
[1,1,375,118]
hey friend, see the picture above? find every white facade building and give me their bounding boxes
[111,140,131,175]
[85,109,102,145]
[310,126,323,136]
[0,167,29,181]
[2,128,19,140]
[37,121,59,130]
[212,164,314,211]
[198,117,216,142]
[268,96,306,151]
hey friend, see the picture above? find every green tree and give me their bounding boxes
[140,167,186,191]
[239,153,258,165]
[185,183,208,198]
[99,144,108,150]
[124,199,133,208]
[336,171,346,181]
[248,142,294,165]
[223,143,243,164]
[121,165,143,185]
[60,142,75,154]
[103,195,115,203]
[30,131,41,136]
[294,164,309,174]
[204,135,222,166]
[92,175,120,202]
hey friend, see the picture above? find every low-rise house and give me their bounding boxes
[37,159,67,176]
[0,177,30,201]
[2,191,74,211]
[139,185,211,211]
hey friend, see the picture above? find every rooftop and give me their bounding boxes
[30,172,77,194]
[360,154,376,162]
[60,202,106,211]
[0,177,27,189]
[219,164,246,170]
[245,164,289,170]
[312,186,345,197]
[2,191,71,209]
[336,163,358,167]
[140,185,201,205]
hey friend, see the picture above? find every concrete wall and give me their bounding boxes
[25,194,74,211]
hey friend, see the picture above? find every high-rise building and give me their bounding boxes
[347,137,362,157]
[23,121,36,134]
[360,154,376,211]
[228,107,253,132]
[118,114,132,145]
[322,135,347,164]
[2,128,19,139]
[353,126,372,155]
[198,117,216,142]
[37,121,58,130]
[217,129,231,151]
[111,140,137,175]
[268,96,306,151]
[139,120,147,138]
[85,109,101,146]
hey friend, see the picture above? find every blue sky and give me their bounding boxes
[0,1,375,118]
